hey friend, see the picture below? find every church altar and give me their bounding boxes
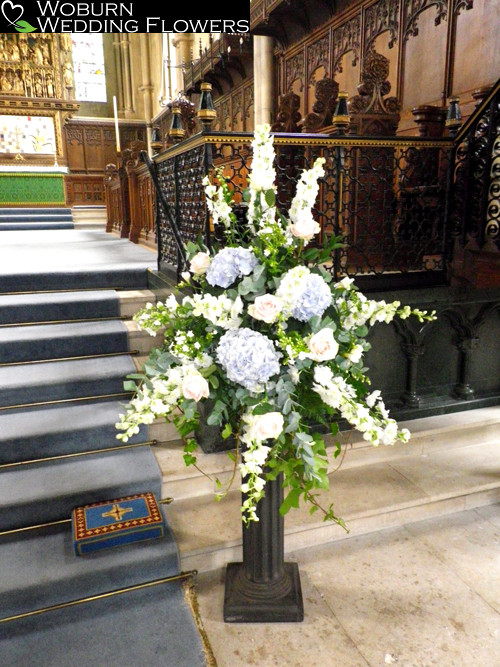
[0,166,68,206]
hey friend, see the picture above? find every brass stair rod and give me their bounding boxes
[0,392,134,412]
[0,440,159,469]
[0,569,196,624]
[0,498,175,537]
[0,315,130,328]
[0,350,141,368]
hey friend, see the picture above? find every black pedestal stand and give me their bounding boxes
[223,474,304,623]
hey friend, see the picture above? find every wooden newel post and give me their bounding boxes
[223,473,304,623]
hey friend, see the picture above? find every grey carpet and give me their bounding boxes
[0,355,135,408]
[0,320,129,363]
[0,506,179,619]
[0,227,210,666]
[0,208,74,231]
[0,400,147,464]
[0,290,121,325]
[0,580,208,667]
[0,446,162,530]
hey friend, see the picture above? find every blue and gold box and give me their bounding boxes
[72,492,166,556]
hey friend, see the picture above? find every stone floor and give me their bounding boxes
[194,503,500,667]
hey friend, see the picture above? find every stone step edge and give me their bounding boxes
[176,482,500,574]
[151,407,500,486]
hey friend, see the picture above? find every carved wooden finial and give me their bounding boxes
[302,78,339,133]
[271,92,302,133]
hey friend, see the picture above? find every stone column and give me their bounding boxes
[172,34,194,97]
[121,35,134,116]
[253,35,275,126]
[113,35,124,111]
[139,32,154,154]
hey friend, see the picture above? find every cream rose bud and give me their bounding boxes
[189,251,211,275]
[248,294,283,323]
[181,373,210,402]
[308,328,339,362]
[290,211,321,240]
[251,412,284,441]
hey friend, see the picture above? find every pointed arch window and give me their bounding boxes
[71,34,107,102]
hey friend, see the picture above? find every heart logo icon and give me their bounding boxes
[1,0,24,26]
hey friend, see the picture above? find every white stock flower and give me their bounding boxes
[191,293,243,329]
[334,277,354,290]
[345,344,363,364]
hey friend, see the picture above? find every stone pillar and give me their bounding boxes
[121,35,134,116]
[253,35,275,126]
[172,34,194,97]
[113,35,124,111]
[139,33,154,154]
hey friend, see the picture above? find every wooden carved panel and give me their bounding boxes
[285,51,306,92]
[364,0,400,51]
[332,16,361,74]
[403,0,448,42]
[307,34,331,84]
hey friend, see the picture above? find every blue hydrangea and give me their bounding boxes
[216,328,281,392]
[292,273,332,321]
[206,247,259,288]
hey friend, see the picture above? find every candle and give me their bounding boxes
[113,95,121,153]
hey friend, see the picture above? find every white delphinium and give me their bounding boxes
[312,366,410,447]
[116,364,209,442]
[239,410,284,523]
[288,157,325,243]
[202,174,233,229]
[247,124,277,231]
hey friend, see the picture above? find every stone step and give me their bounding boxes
[0,320,129,364]
[0,508,179,622]
[71,207,107,231]
[117,289,156,319]
[164,436,500,574]
[0,445,162,530]
[151,406,500,501]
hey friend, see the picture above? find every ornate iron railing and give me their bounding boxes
[449,78,500,252]
[152,131,454,288]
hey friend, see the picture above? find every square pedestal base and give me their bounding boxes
[223,562,304,623]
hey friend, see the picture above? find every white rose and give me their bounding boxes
[308,328,339,362]
[249,412,284,442]
[181,373,210,402]
[289,211,321,241]
[248,294,283,323]
[190,252,211,275]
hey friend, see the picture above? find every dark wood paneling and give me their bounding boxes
[63,119,147,174]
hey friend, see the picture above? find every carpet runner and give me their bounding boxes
[0,230,211,666]
[0,208,74,231]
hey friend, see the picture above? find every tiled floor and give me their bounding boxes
[194,504,500,667]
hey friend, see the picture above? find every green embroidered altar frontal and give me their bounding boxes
[72,492,166,556]
[0,171,65,205]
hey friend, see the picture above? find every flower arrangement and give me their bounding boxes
[116,125,435,528]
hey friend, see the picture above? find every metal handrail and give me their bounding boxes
[139,150,188,272]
